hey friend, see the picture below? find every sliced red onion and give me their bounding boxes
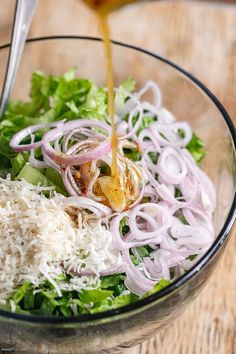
[170,224,213,248]
[149,121,192,148]
[28,134,48,169]
[29,149,48,169]
[157,146,187,185]
[143,185,159,202]
[129,203,172,241]
[137,81,162,110]
[62,127,105,153]
[85,161,105,202]
[41,145,60,172]
[143,251,171,280]
[182,149,216,211]
[61,167,77,196]
[153,249,183,274]
[46,139,111,166]
[116,120,128,136]
[140,102,158,117]
[179,173,199,202]
[182,205,214,233]
[115,87,139,118]
[10,120,65,152]
[54,137,62,152]
[63,196,112,217]
[122,250,156,296]
[111,212,164,250]
[125,159,145,207]
[121,103,143,141]
[157,108,176,125]
[138,129,161,153]
[42,119,111,165]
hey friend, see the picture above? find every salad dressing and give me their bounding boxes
[83,0,139,15]
[83,0,129,210]
[98,14,126,211]
[98,15,118,177]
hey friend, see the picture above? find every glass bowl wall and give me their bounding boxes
[0,37,235,354]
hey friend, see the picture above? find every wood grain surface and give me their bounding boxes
[0,1,236,354]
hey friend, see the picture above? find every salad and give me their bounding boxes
[0,69,215,316]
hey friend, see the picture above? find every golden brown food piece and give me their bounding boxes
[98,175,127,212]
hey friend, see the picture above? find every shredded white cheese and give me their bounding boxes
[0,178,122,301]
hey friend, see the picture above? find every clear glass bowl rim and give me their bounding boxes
[0,35,235,324]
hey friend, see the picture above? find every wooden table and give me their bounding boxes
[1,1,236,353]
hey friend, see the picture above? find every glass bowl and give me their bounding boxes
[0,36,235,354]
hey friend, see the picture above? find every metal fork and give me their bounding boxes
[0,0,38,118]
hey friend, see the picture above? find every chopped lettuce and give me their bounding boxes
[10,152,29,176]
[13,282,31,304]
[130,245,153,266]
[126,114,157,136]
[79,289,113,304]
[119,77,136,93]
[143,279,171,298]
[137,115,156,134]
[178,214,189,225]
[123,147,142,162]
[115,76,136,110]
[17,163,67,196]
[100,274,125,289]
[186,133,206,164]
[119,216,130,235]
[5,274,170,317]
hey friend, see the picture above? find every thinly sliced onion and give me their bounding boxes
[63,196,112,217]
[182,149,216,211]
[62,127,105,153]
[182,204,214,233]
[137,81,162,110]
[122,250,156,296]
[42,120,111,165]
[157,146,187,185]
[138,128,161,153]
[86,161,105,202]
[111,212,163,250]
[42,146,60,172]
[61,167,77,196]
[29,134,48,169]
[170,224,213,248]
[129,203,172,241]
[120,103,143,141]
[157,108,176,125]
[10,121,65,152]
[29,149,48,169]
[149,121,192,148]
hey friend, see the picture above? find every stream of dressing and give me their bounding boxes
[82,1,141,210]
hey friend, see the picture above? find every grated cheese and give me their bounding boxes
[0,178,122,301]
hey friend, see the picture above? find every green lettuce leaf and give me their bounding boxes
[13,282,31,304]
[115,76,136,111]
[186,133,206,163]
[79,289,113,304]
[100,274,125,289]
[0,69,110,173]
[143,279,171,298]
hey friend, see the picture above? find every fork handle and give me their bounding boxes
[0,0,38,118]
